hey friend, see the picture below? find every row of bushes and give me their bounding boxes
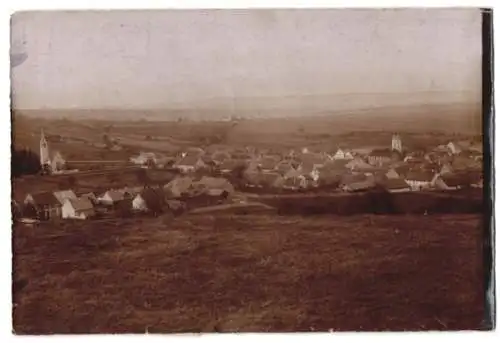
[258,189,484,215]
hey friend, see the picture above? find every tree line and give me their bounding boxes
[12,148,41,177]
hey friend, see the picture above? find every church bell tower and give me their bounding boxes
[391,133,402,153]
[40,129,51,169]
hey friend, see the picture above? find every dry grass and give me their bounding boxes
[12,213,487,333]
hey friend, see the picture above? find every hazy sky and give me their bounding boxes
[11,9,482,109]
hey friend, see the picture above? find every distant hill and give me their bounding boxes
[13,99,482,135]
[13,91,479,120]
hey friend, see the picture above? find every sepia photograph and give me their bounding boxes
[10,8,493,333]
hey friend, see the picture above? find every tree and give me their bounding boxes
[136,168,150,186]
[229,164,248,188]
[11,148,41,177]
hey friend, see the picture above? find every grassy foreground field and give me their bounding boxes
[13,213,486,333]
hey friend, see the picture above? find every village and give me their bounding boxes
[13,128,484,223]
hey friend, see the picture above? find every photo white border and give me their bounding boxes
[1,1,497,342]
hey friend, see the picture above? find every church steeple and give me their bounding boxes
[40,128,51,168]
[391,133,402,153]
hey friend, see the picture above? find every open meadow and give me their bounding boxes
[13,213,486,333]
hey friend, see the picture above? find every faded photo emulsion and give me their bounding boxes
[11,8,492,333]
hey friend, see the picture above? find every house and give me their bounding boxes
[434,173,472,191]
[404,171,439,191]
[155,156,176,169]
[193,176,235,196]
[439,163,454,175]
[53,189,77,205]
[212,151,232,164]
[174,154,207,173]
[275,160,299,176]
[258,157,280,172]
[298,152,326,167]
[245,171,284,189]
[51,152,66,171]
[80,192,98,204]
[385,168,400,179]
[218,159,246,174]
[317,170,343,188]
[282,175,308,190]
[340,175,377,193]
[197,154,212,165]
[297,163,320,182]
[345,157,375,172]
[393,164,411,178]
[332,148,354,160]
[132,187,166,214]
[164,176,195,198]
[99,190,125,205]
[367,149,396,166]
[447,142,464,155]
[339,173,369,189]
[130,152,157,165]
[380,178,411,193]
[283,165,303,180]
[62,197,95,219]
[166,199,187,215]
[121,186,144,199]
[321,159,350,172]
[24,192,62,220]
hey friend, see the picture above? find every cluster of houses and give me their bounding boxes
[16,175,236,221]
[130,134,483,194]
[18,134,483,222]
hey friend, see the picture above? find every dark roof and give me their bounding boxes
[105,190,125,202]
[322,159,349,171]
[382,178,411,190]
[369,149,393,158]
[440,173,473,187]
[340,173,368,185]
[259,157,279,170]
[343,180,376,191]
[283,177,304,188]
[298,153,325,165]
[394,164,411,176]
[67,198,94,211]
[176,154,202,167]
[27,192,60,207]
[219,159,246,171]
[405,171,435,182]
[248,172,282,187]
[115,198,133,211]
[300,162,317,175]
[200,155,214,164]
[212,151,231,162]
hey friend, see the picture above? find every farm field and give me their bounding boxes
[12,102,482,159]
[13,213,486,333]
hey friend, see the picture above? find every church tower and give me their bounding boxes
[40,129,51,169]
[391,133,402,153]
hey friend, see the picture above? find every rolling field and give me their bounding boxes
[13,213,487,333]
[12,102,482,157]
